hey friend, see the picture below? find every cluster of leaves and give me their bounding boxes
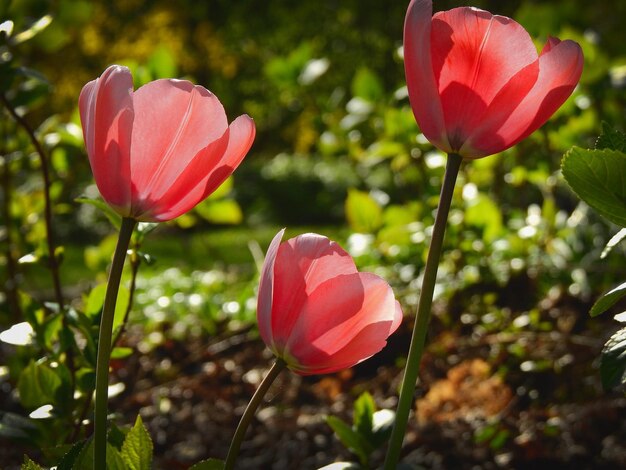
[562,123,626,389]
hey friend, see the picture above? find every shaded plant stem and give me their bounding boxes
[111,240,142,348]
[94,217,136,470]
[224,359,286,470]
[384,152,462,470]
[1,93,64,309]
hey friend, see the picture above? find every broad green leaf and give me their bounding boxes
[17,360,62,409]
[464,195,503,242]
[601,228,626,259]
[596,122,626,152]
[84,284,130,334]
[600,326,626,389]
[148,45,177,79]
[345,189,383,233]
[75,197,122,229]
[351,67,383,102]
[326,416,371,465]
[188,459,226,470]
[353,392,375,439]
[590,281,626,317]
[73,438,126,470]
[561,147,626,227]
[21,455,43,470]
[111,347,134,359]
[195,199,243,225]
[121,415,153,470]
[56,440,88,470]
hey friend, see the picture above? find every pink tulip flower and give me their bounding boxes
[257,229,403,376]
[79,65,255,222]
[404,0,583,159]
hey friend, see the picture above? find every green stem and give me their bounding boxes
[224,358,286,470]
[94,217,136,470]
[383,153,462,469]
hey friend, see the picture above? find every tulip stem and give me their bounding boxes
[224,358,286,470]
[383,152,462,469]
[94,217,136,470]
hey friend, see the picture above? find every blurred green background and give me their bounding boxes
[1,0,626,468]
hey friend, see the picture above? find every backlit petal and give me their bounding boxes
[404,0,449,151]
[140,114,255,221]
[257,229,285,350]
[270,234,358,348]
[79,65,134,212]
[286,273,398,374]
[431,7,537,150]
[130,80,228,202]
[493,38,583,148]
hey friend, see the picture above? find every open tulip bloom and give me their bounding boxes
[79,65,255,470]
[79,64,255,222]
[404,0,583,159]
[384,1,583,468]
[223,229,402,469]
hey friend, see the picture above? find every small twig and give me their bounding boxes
[1,93,64,308]
[1,122,23,320]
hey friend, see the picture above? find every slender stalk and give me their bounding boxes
[111,242,141,348]
[1,125,22,321]
[383,153,462,469]
[224,359,286,470]
[1,93,64,309]
[94,217,136,470]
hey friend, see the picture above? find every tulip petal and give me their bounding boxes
[431,7,538,151]
[141,114,255,221]
[79,65,134,212]
[286,273,398,374]
[493,38,583,149]
[257,229,285,350]
[130,79,228,202]
[270,234,358,349]
[293,299,403,376]
[404,0,449,151]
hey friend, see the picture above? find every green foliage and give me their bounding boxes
[121,416,153,470]
[17,360,63,409]
[189,459,226,470]
[590,282,626,317]
[326,392,395,468]
[561,147,626,227]
[600,327,626,389]
[21,455,44,470]
[345,189,383,233]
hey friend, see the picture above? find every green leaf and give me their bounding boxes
[56,440,88,470]
[17,360,62,409]
[121,415,153,470]
[21,455,44,470]
[317,463,361,470]
[353,392,375,440]
[345,189,383,233]
[590,281,626,317]
[75,197,122,229]
[326,416,371,466]
[351,67,384,102]
[464,194,503,242]
[601,228,626,259]
[600,326,626,390]
[561,147,626,227]
[148,45,177,79]
[0,411,39,442]
[194,199,243,225]
[73,438,127,470]
[188,459,226,470]
[85,283,130,334]
[111,347,134,359]
[596,122,626,152]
